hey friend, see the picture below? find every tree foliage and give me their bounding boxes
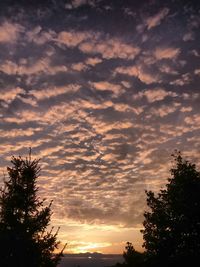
[123,242,144,267]
[0,153,66,267]
[108,242,144,267]
[141,152,200,266]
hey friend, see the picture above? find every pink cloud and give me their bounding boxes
[180,106,192,113]
[30,84,81,100]
[143,88,177,103]
[194,69,200,76]
[0,58,68,76]
[90,81,124,96]
[0,21,23,43]
[183,32,194,41]
[80,38,140,60]
[185,114,200,126]
[71,62,88,71]
[0,127,41,138]
[154,47,180,60]
[0,87,25,103]
[26,26,56,45]
[146,8,169,30]
[159,64,178,75]
[57,30,94,47]
[65,0,95,9]
[85,57,102,66]
[170,73,191,86]
[115,66,160,84]
[149,103,180,117]
[56,30,140,60]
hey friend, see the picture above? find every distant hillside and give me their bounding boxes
[59,253,123,267]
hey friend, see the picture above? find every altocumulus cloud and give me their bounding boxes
[0,0,200,253]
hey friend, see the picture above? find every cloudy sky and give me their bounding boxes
[0,0,200,254]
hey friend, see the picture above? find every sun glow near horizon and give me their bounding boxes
[52,218,144,254]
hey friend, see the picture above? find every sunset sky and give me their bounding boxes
[0,0,200,254]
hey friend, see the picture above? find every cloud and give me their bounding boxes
[85,57,102,66]
[180,106,192,113]
[26,26,56,45]
[115,65,137,77]
[80,38,140,60]
[114,65,160,84]
[134,88,177,103]
[72,0,90,7]
[71,62,88,71]
[190,50,200,57]
[0,58,68,76]
[146,8,169,30]
[137,69,160,84]
[65,0,95,9]
[114,103,143,114]
[185,114,200,128]
[194,69,200,76]
[170,73,191,86]
[57,30,94,47]
[159,64,178,75]
[0,127,41,138]
[183,32,194,41]
[159,124,192,137]
[0,87,25,104]
[30,84,81,100]
[89,81,124,96]
[145,89,177,103]
[0,1,200,255]
[56,29,140,60]
[149,103,180,117]
[154,47,180,60]
[121,81,131,88]
[17,95,38,107]
[0,21,23,43]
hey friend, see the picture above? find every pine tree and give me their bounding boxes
[0,153,66,267]
[141,152,200,266]
[123,242,144,267]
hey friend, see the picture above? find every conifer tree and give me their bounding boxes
[123,242,144,267]
[141,152,200,266]
[0,153,66,267]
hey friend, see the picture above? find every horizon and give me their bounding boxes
[58,253,124,267]
[0,0,200,255]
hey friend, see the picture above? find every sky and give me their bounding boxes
[0,0,200,254]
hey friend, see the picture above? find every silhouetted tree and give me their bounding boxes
[141,152,200,266]
[108,242,144,267]
[0,153,66,267]
[123,242,144,267]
